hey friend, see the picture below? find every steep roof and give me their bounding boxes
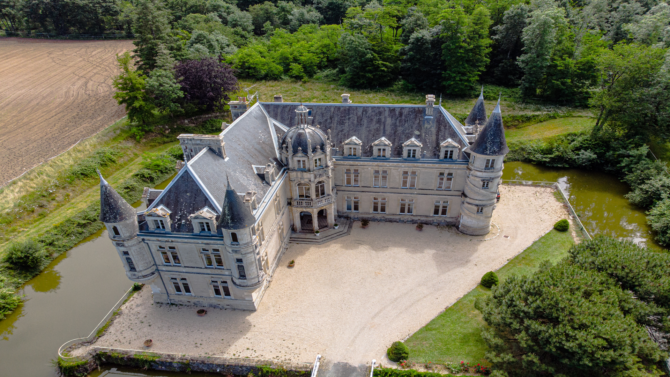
[218,178,256,230]
[99,172,136,223]
[261,102,468,158]
[145,104,280,232]
[465,88,487,127]
[470,101,509,156]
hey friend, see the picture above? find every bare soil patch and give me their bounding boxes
[76,185,566,365]
[0,38,133,185]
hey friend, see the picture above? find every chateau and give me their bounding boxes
[99,91,509,310]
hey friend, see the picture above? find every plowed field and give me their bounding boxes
[0,38,133,185]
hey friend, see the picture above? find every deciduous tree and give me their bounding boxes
[175,57,239,111]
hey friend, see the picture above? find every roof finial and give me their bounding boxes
[480,86,484,98]
[97,169,106,184]
[494,93,502,113]
[439,94,442,106]
[226,174,231,189]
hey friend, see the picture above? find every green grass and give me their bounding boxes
[405,229,575,365]
[505,117,595,142]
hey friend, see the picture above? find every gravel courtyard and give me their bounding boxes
[82,185,567,365]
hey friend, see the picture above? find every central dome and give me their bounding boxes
[281,124,327,154]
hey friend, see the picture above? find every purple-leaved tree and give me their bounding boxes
[175,58,239,111]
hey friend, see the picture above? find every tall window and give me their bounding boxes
[297,159,306,169]
[126,257,136,272]
[373,170,387,187]
[437,172,453,190]
[406,149,417,158]
[212,280,232,298]
[198,221,212,232]
[236,259,246,279]
[202,248,224,268]
[443,149,454,159]
[112,226,120,236]
[171,278,192,295]
[315,181,326,198]
[433,201,448,216]
[153,219,166,230]
[314,157,322,168]
[353,169,359,186]
[485,159,495,169]
[346,196,359,212]
[345,169,352,186]
[159,246,181,266]
[402,171,417,189]
[477,206,484,214]
[399,198,414,214]
[373,197,386,213]
[347,147,357,156]
[298,183,311,198]
[482,181,490,189]
[230,232,239,244]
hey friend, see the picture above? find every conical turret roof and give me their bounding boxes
[218,177,256,230]
[99,172,136,223]
[465,87,487,127]
[470,100,509,156]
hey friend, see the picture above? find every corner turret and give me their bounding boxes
[464,87,487,142]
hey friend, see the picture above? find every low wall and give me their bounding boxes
[62,348,312,376]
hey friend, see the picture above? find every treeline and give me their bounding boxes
[3,0,669,105]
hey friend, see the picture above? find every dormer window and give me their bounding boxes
[146,205,171,232]
[189,207,217,234]
[485,158,496,169]
[402,138,422,160]
[296,159,306,169]
[372,137,392,159]
[343,136,362,158]
[198,221,212,233]
[230,232,239,244]
[154,219,166,230]
[440,138,460,160]
[314,157,323,168]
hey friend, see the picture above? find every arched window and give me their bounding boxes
[297,183,311,199]
[315,181,326,198]
[231,232,239,244]
[112,226,120,236]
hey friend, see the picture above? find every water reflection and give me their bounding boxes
[90,366,215,377]
[503,161,662,250]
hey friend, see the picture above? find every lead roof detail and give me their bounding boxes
[465,88,487,127]
[281,125,327,154]
[99,172,136,223]
[218,178,256,230]
[469,101,509,156]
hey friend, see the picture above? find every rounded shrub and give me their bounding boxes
[554,219,570,232]
[387,341,409,362]
[2,239,46,271]
[481,271,499,288]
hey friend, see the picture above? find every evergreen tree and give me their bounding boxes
[400,26,443,92]
[133,0,173,72]
[145,44,184,115]
[113,52,156,127]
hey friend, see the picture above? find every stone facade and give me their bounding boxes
[100,93,508,311]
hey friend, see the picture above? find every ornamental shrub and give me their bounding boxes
[2,239,47,271]
[387,341,409,362]
[480,271,499,288]
[554,219,569,232]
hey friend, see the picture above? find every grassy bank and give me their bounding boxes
[505,117,595,142]
[404,229,575,365]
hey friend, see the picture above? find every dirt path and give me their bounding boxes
[76,185,567,366]
[0,38,133,185]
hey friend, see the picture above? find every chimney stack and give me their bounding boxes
[425,94,435,116]
[274,94,283,103]
[341,94,352,104]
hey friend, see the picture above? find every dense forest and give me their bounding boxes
[1,0,669,105]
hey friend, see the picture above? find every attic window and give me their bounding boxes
[376,148,387,158]
[443,150,454,159]
[112,226,120,236]
[198,221,212,233]
[231,232,239,244]
[406,148,418,159]
[153,219,166,230]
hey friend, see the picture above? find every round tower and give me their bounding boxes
[459,99,509,236]
[99,172,157,283]
[218,178,265,291]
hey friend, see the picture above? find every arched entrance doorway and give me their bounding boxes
[317,209,328,230]
[300,211,313,232]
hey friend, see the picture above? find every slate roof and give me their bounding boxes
[470,101,509,156]
[145,104,279,232]
[261,102,469,159]
[99,172,136,223]
[465,88,487,127]
[218,178,256,230]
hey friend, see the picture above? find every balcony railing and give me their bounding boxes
[292,195,334,208]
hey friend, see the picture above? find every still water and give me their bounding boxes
[503,161,663,250]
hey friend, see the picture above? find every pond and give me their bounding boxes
[503,161,663,251]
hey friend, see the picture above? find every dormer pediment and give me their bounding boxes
[403,137,423,147]
[343,136,363,146]
[146,205,171,218]
[440,138,460,148]
[189,206,217,221]
[372,137,392,147]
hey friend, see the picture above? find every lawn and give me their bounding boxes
[504,117,595,142]
[404,228,575,365]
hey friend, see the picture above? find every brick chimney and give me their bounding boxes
[341,94,352,104]
[274,94,283,103]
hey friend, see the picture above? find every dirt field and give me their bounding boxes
[0,38,133,185]
[76,185,567,366]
